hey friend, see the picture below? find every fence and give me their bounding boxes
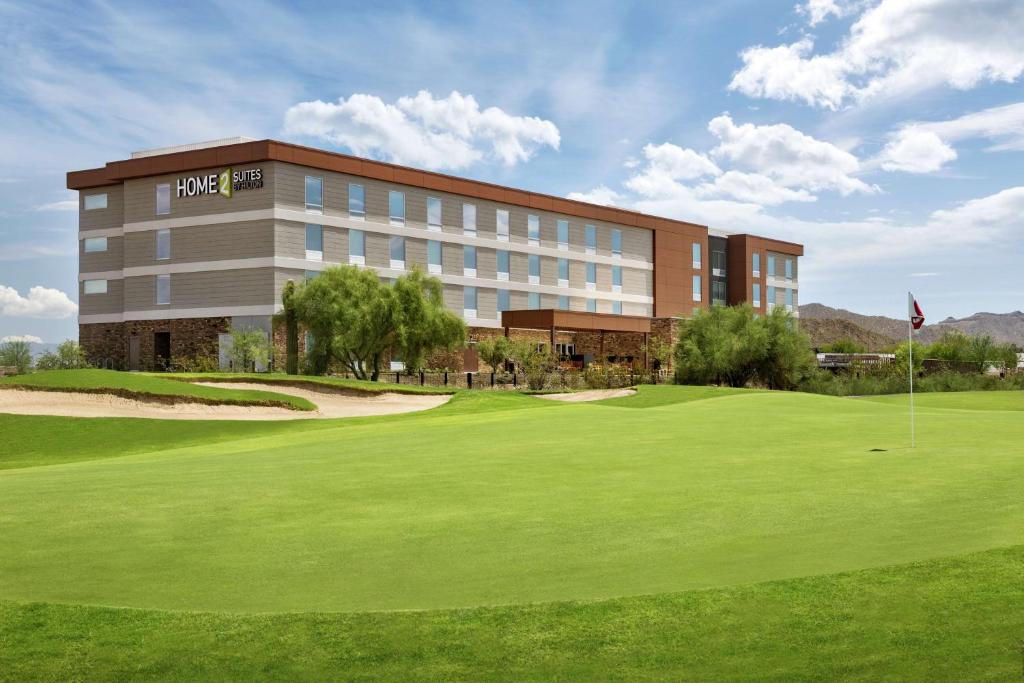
[337,368,673,391]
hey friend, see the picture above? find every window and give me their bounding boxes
[528,214,540,245]
[692,275,702,302]
[156,184,170,215]
[497,289,510,313]
[427,240,442,274]
[305,270,319,282]
[84,193,107,210]
[557,219,569,250]
[528,292,540,309]
[464,286,478,318]
[611,229,622,258]
[497,250,510,281]
[586,298,597,313]
[427,197,442,231]
[712,281,726,306]
[558,295,569,310]
[349,228,365,265]
[767,255,776,277]
[612,300,623,315]
[558,258,569,287]
[528,253,540,284]
[785,258,794,280]
[348,184,365,219]
[752,252,761,276]
[612,265,622,293]
[463,203,476,235]
[753,283,762,307]
[767,285,776,307]
[305,176,323,213]
[785,288,794,309]
[496,209,509,241]
[156,274,170,305]
[712,251,726,276]
[83,279,107,294]
[389,235,405,268]
[305,224,323,261]
[585,225,596,254]
[156,228,171,260]
[463,245,477,276]
[84,237,107,253]
[586,262,597,290]
[692,243,701,268]
[388,191,405,226]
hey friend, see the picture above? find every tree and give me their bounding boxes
[280,280,300,375]
[34,340,89,370]
[0,340,32,374]
[894,339,926,375]
[641,335,673,371]
[673,304,813,389]
[820,338,866,354]
[476,336,512,373]
[292,265,466,380]
[228,327,270,372]
[508,340,555,390]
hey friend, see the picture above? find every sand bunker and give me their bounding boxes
[537,388,636,402]
[0,384,450,421]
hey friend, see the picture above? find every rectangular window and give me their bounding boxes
[84,193,107,210]
[528,292,540,309]
[785,258,794,280]
[348,183,365,219]
[389,235,405,268]
[155,228,171,260]
[389,191,405,226]
[785,288,794,308]
[586,298,597,313]
[305,176,323,213]
[427,240,442,274]
[496,209,509,242]
[528,253,540,284]
[496,250,510,281]
[83,279,107,295]
[712,251,726,276]
[528,214,540,245]
[349,228,365,264]
[753,283,762,307]
[463,203,476,235]
[463,245,477,276]
[767,285,776,307]
[752,252,761,276]
[586,262,597,290]
[712,281,726,306]
[611,229,622,258]
[464,286,478,318]
[305,270,319,282]
[156,183,170,215]
[156,274,170,305]
[84,237,107,253]
[692,275,702,302]
[427,196,442,231]
[767,255,776,277]
[305,224,323,261]
[558,295,569,310]
[557,219,569,250]
[585,225,596,254]
[612,265,622,293]
[692,243,701,268]
[612,300,623,315]
[558,258,569,286]
[497,289,510,313]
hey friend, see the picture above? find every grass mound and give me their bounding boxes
[594,383,758,407]
[166,372,455,395]
[856,389,1024,411]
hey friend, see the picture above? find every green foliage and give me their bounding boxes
[798,367,1023,397]
[0,340,32,373]
[925,331,1018,370]
[893,339,926,374]
[228,327,271,372]
[33,340,89,370]
[673,304,814,389]
[169,354,220,373]
[641,336,673,370]
[819,338,867,353]
[292,265,466,380]
[508,340,555,390]
[280,279,300,375]
[476,336,512,372]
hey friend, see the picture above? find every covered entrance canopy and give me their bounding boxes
[500,309,653,369]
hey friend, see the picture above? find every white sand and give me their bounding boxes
[537,388,636,402]
[0,384,450,421]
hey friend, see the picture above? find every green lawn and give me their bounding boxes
[1,383,1022,679]
[165,371,456,395]
[857,389,1024,411]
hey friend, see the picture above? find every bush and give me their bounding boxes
[476,336,512,373]
[798,367,1022,397]
[171,354,221,373]
[34,340,90,371]
[819,339,867,354]
[0,340,32,374]
[228,328,271,372]
[508,341,555,391]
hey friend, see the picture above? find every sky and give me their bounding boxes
[1,0,1023,342]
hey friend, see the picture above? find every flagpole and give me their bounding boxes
[908,294,915,449]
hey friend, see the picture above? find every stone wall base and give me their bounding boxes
[80,317,230,371]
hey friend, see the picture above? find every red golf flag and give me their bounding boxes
[908,293,925,330]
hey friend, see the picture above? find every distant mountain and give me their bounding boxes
[799,304,1024,347]
[798,317,898,351]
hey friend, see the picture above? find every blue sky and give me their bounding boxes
[1,0,1023,341]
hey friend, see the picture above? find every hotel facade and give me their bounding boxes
[69,138,803,371]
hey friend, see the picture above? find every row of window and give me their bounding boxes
[750,284,796,308]
[82,274,171,305]
[304,176,626,256]
[84,230,171,260]
[755,253,795,280]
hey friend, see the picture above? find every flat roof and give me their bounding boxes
[501,309,652,334]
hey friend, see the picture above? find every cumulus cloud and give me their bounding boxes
[566,185,624,207]
[0,285,77,319]
[879,127,958,173]
[283,90,560,170]
[1,334,43,343]
[697,171,817,205]
[797,0,864,26]
[731,0,1024,109]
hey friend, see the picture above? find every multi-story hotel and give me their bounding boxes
[68,137,803,371]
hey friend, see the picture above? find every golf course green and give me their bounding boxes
[1,375,1022,679]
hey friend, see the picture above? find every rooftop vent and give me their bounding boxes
[130,137,256,159]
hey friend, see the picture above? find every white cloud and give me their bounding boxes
[1,334,42,343]
[697,171,817,205]
[566,185,624,207]
[0,285,77,319]
[708,114,877,195]
[638,143,721,180]
[732,0,1024,109]
[35,199,77,212]
[283,90,560,171]
[879,127,958,173]
[797,0,863,26]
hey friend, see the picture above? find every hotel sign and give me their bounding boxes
[176,167,263,198]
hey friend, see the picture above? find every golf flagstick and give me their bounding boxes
[908,293,925,449]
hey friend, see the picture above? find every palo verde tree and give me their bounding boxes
[476,335,512,373]
[292,265,466,380]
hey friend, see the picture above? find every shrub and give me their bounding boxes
[34,340,90,370]
[228,328,271,372]
[476,336,512,373]
[509,341,555,391]
[0,340,32,374]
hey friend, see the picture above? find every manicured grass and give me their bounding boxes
[165,371,456,395]
[0,369,315,411]
[595,383,757,407]
[857,389,1024,411]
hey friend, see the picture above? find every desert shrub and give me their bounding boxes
[171,354,220,373]
[476,336,512,373]
[34,340,90,371]
[0,340,32,374]
[228,328,271,372]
